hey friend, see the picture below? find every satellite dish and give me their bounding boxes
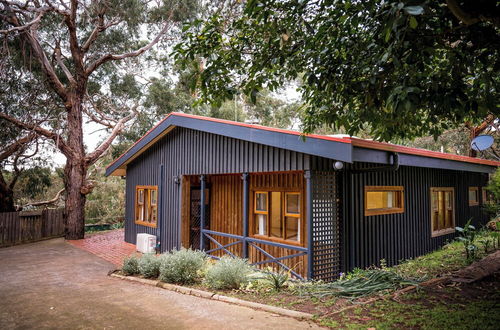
[471,135,494,151]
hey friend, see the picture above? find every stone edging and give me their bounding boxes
[109,272,313,320]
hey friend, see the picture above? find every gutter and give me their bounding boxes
[351,152,400,173]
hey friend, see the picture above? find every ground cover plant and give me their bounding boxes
[122,255,140,276]
[159,248,207,284]
[121,228,499,328]
[204,256,254,290]
[138,254,161,279]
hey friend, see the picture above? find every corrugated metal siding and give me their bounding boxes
[341,164,490,271]
[125,127,312,250]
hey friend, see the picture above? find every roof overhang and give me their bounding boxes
[106,113,500,176]
[105,113,352,176]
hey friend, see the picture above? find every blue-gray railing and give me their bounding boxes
[201,229,308,280]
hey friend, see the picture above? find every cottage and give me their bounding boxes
[106,113,499,281]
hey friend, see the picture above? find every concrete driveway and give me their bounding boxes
[0,239,321,330]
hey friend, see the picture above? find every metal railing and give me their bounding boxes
[202,229,308,280]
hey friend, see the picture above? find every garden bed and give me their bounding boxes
[115,228,500,328]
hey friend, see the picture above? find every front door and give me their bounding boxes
[189,186,210,250]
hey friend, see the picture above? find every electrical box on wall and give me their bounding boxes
[136,233,156,253]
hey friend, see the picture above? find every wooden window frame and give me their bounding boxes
[250,189,304,246]
[135,185,158,228]
[364,186,404,216]
[482,187,492,205]
[430,187,455,237]
[468,187,479,206]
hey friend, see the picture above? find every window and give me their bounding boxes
[430,187,455,237]
[253,191,302,243]
[135,186,158,227]
[482,188,493,204]
[468,187,479,206]
[364,186,404,216]
[254,192,268,236]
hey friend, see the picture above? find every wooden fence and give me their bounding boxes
[0,209,65,247]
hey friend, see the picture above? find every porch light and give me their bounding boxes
[334,161,344,170]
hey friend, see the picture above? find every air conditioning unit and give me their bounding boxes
[136,233,156,253]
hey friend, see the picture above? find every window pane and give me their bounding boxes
[144,190,150,222]
[256,193,267,212]
[270,192,282,238]
[255,214,267,235]
[432,191,438,211]
[151,189,157,206]
[285,217,299,241]
[445,191,452,210]
[469,188,478,203]
[286,193,300,214]
[151,206,157,224]
[138,205,144,221]
[138,189,144,204]
[367,191,397,209]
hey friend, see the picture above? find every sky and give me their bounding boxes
[50,85,302,167]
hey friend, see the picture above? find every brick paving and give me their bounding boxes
[68,229,137,266]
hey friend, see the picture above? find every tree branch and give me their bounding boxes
[85,16,172,76]
[0,132,37,161]
[0,9,44,34]
[0,112,73,157]
[22,188,64,209]
[54,42,77,86]
[445,0,497,26]
[84,106,138,165]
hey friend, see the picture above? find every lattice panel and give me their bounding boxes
[312,171,340,281]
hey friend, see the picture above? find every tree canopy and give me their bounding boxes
[175,0,500,141]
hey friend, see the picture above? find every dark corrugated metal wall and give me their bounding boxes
[125,127,312,251]
[341,164,489,271]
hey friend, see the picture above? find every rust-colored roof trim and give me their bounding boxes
[346,137,500,167]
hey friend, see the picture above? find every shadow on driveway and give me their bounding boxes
[0,238,321,330]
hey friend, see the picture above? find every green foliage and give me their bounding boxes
[158,248,207,284]
[122,255,141,275]
[321,292,500,330]
[393,230,494,279]
[138,254,161,278]
[456,219,478,261]
[298,269,419,299]
[260,267,290,291]
[85,168,125,224]
[485,169,500,218]
[16,167,52,200]
[175,0,499,141]
[204,256,253,290]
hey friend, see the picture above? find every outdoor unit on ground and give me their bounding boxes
[136,233,156,253]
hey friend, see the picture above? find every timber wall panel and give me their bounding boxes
[125,127,312,251]
[248,172,307,278]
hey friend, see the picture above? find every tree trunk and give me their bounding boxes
[63,94,87,239]
[0,174,15,212]
[63,160,87,239]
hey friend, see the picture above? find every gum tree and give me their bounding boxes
[0,0,198,238]
[175,0,499,142]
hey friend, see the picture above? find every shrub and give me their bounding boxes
[159,248,206,284]
[261,267,289,291]
[456,219,478,261]
[138,254,161,278]
[122,255,140,275]
[204,256,253,290]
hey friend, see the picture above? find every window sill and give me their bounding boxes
[468,203,479,207]
[365,208,404,216]
[135,220,157,228]
[251,234,304,247]
[431,228,455,237]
